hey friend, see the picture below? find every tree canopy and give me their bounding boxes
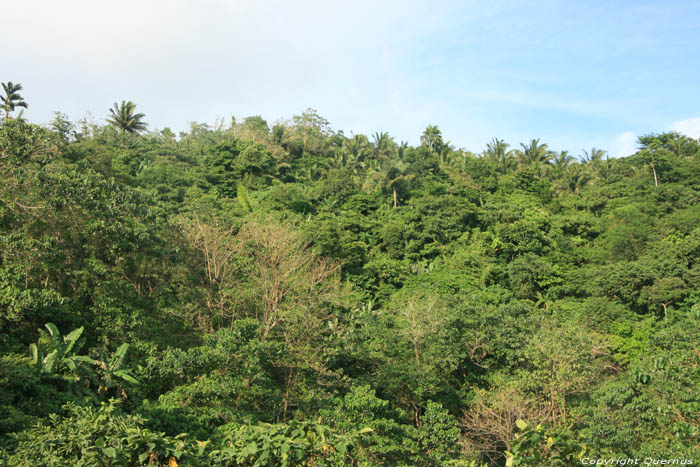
[1,81,28,119]
[106,100,148,133]
[2,86,700,465]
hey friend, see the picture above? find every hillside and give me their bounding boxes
[1,107,700,466]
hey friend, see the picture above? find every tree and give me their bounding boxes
[639,132,699,159]
[234,222,348,420]
[364,159,414,208]
[50,112,75,142]
[640,277,686,319]
[556,164,592,195]
[288,108,331,154]
[484,137,515,173]
[664,132,699,158]
[177,214,238,330]
[551,150,574,169]
[235,222,346,339]
[236,115,269,142]
[106,100,148,134]
[343,134,372,162]
[391,292,444,370]
[1,81,28,119]
[420,125,443,153]
[372,131,396,160]
[514,139,552,168]
[580,147,607,164]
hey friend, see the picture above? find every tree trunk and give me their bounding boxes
[282,369,294,422]
[413,339,421,368]
[393,184,397,208]
[651,161,659,187]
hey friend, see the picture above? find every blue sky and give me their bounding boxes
[2,0,700,157]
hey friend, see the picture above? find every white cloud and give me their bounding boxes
[1,0,460,136]
[609,131,638,157]
[607,119,700,159]
[671,117,700,139]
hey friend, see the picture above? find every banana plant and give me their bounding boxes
[29,323,139,396]
[29,323,97,383]
[95,343,140,393]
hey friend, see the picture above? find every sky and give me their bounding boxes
[2,0,700,157]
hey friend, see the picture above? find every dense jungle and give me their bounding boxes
[1,85,700,465]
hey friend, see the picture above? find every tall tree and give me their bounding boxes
[515,139,552,167]
[343,134,372,162]
[556,164,592,195]
[639,132,699,159]
[1,81,28,119]
[484,137,515,173]
[420,125,443,153]
[364,160,414,208]
[549,150,575,179]
[580,147,607,164]
[106,100,148,134]
[372,131,397,161]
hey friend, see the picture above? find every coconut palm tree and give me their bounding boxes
[420,125,443,153]
[580,147,607,164]
[363,160,414,208]
[664,133,698,158]
[514,139,553,167]
[106,100,148,134]
[344,134,372,161]
[437,141,456,167]
[372,131,397,161]
[550,150,575,179]
[484,137,516,173]
[1,81,28,119]
[556,164,592,195]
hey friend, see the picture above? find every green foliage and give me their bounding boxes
[3,401,199,466]
[29,323,91,376]
[3,106,700,464]
[237,183,254,213]
[212,420,373,466]
[505,420,586,466]
[0,353,53,436]
[416,401,461,463]
[319,385,420,465]
[106,100,148,134]
[1,81,28,119]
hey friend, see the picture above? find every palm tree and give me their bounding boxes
[552,150,574,168]
[437,141,456,167]
[398,141,409,160]
[372,131,397,161]
[344,134,372,161]
[363,160,414,208]
[106,100,148,133]
[1,81,28,119]
[514,139,553,167]
[665,133,697,158]
[580,147,607,164]
[556,165,592,195]
[550,150,575,179]
[484,137,515,173]
[271,124,287,145]
[420,125,443,153]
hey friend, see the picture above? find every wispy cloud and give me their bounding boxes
[609,132,638,158]
[672,117,700,139]
[2,0,700,152]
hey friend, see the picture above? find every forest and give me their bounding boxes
[1,83,700,466]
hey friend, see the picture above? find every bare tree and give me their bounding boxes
[177,215,238,331]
